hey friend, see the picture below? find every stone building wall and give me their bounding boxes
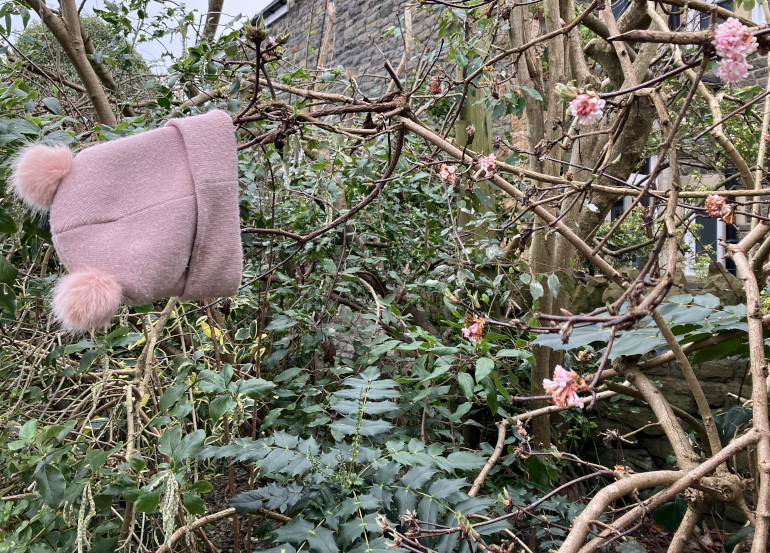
[267,0,443,96]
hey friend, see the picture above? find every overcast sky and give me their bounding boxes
[14,0,274,71]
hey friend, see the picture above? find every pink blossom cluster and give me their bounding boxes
[439,164,457,185]
[479,154,497,178]
[705,194,736,223]
[713,18,758,83]
[268,36,277,46]
[569,93,606,126]
[515,419,528,437]
[542,365,586,408]
[462,318,485,345]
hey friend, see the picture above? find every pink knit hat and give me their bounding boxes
[9,110,243,332]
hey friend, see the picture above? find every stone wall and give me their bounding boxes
[270,0,443,96]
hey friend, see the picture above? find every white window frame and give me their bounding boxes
[260,0,289,26]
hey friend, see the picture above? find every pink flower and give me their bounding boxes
[705,194,726,217]
[717,57,752,83]
[515,419,528,437]
[542,365,586,408]
[439,164,457,185]
[570,94,606,126]
[478,154,497,178]
[763,134,770,141]
[268,36,277,46]
[713,18,757,60]
[429,76,442,95]
[462,318,485,345]
[713,18,757,84]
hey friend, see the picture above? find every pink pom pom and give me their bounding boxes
[10,144,73,211]
[52,269,122,332]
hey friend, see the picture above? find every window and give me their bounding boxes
[699,0,734,29]
[254,0,289,27]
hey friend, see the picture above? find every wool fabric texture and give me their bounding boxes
[10,110,243,331]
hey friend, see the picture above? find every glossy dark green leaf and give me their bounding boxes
[135,485,161,513]
[35,464,66,507]
[0,255,18,286]
[183,492,206,516]
[0,205,17,234]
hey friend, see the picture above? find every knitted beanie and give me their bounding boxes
[9,110,243,332]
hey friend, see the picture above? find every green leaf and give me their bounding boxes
[724,525,754,552]
[190,480,214,493]
[183,492,207,516]
[428,346,460,356]
[79,349,99,373]
[135,485,162,513]
[530,281,544,302]
[42,97,61,114]
[210,395,236,420]
[129,455,146,472]
[228,490,264,513]
[331,417,393,436]
[159,425,182,457]
[35,464,66,507]
[653,499,686,532]
[232,378,275,398]
[64,340,95,354]
[0,287,15,314]
[19,419,37,441]
[197,369,227,393]
[91,537,120,553]
[520,85,542,101]
[496,348,532,360]
[307,527,339,553]
[159,383,188,412]
[457,372,475,399]
[0,206,18,234]
[174,429,205,463]
[446,451,485,471]
[475,357,494,384]
[547,274,561,296]
[0,255,18,286]
[455,49,468,67]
